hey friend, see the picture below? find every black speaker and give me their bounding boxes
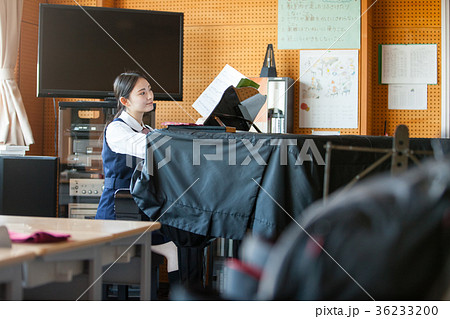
[0,156,58,217]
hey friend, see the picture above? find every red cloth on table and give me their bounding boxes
[8,231,71,243]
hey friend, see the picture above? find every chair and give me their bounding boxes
[101,188,178,300]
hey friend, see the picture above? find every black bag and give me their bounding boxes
[257,159,450,300]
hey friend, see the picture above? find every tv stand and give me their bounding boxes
[58,100,117,109]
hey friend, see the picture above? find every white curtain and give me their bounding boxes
[0,0,34,146]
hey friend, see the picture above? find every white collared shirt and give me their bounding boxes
[105,111,153,159]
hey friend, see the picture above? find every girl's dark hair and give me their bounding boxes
[102,71,147,141]
[112,71,147,119]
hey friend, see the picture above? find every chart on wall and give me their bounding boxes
[299,50,359,128]
[278,0,361,49]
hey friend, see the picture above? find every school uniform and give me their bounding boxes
[96,111,150,220]
[97,111,201,285]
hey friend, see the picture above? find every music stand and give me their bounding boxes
[323,125,434,199]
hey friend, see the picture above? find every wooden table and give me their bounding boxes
[0,215,160,300]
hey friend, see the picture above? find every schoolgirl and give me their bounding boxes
[96,72,154,220]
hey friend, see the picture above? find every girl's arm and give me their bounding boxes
[105,121,147,159]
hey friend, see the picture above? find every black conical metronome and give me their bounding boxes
[260,44,277,77]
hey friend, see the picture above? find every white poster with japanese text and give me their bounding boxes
[278,0,361,49]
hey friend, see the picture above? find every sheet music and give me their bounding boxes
[192,64,246,118]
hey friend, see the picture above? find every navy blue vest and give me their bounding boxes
[96,118,141,220]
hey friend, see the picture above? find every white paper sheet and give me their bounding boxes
[299,50,359,128]
[388,84,428,110]
[311,130,341,136]
[192,64,246,118]
[381,44,437,84]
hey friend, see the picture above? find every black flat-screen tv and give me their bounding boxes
[37,4,183,101]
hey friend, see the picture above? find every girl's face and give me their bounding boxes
[121,77,154,119]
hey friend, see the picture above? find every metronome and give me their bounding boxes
[260,44,277,77]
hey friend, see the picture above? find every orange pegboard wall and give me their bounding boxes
[115,0,361,134]
[47,0,97,6]
[368,0,441,138]
[38,0,443,140]
[114,0,306,130]
[37,0,364,136]
[115,0,278,26]
[372,0,441,28]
